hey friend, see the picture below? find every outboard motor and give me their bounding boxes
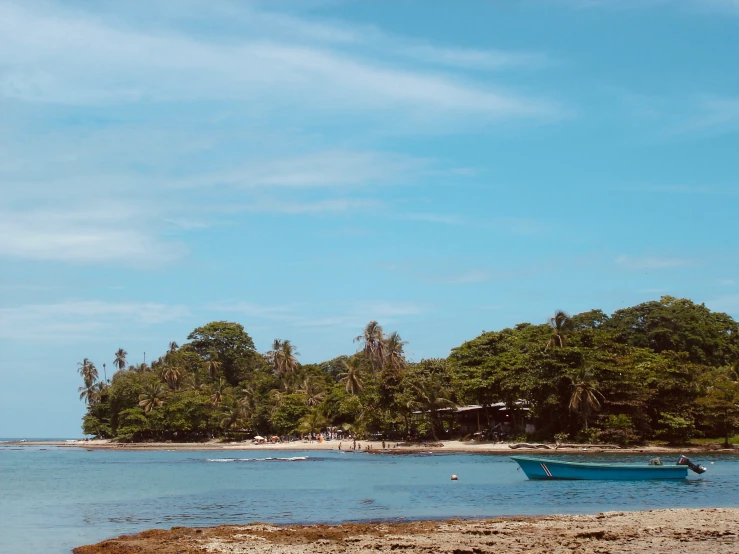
[677,455,707,474]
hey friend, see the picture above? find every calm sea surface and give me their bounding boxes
[1,442,738,554]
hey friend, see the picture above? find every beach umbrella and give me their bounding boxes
[253,435,265,440]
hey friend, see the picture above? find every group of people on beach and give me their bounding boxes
[338,439,399,451]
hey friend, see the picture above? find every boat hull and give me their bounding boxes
[510,456,689,480]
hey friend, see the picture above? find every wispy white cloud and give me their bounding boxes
[0,2,559,120]
[203,299,425,332]
[615,254,691,270]
[617,184,738,196]
[549,0,739,14]
[0,0,562,270]
[705,293,739,315]
[205,302,298,321]
[670,96,739,137]
[0,208,187,265]
[0,300,190,341]
[239,198,381,214]
[176,151,428,190]
[354,301,424,318]
[400,213,550,236]
[402,213,468,226]
[434,270,496,285]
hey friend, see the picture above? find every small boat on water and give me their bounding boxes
[511,454,706,480]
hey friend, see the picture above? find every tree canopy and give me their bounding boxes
[78,297,739,446]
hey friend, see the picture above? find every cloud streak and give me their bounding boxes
[0,208,188,265]
[615,254,691,270]
[0,300,190,341]
[0,2,559,120]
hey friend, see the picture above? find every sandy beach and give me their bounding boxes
[15,438,739,455]
[72,508,739,553]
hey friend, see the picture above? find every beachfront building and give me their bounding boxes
[411,401,532,440]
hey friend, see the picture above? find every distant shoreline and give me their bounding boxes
[73,508,739,553]
[7,438,738,455]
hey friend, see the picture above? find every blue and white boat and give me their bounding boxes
[511,455,706,480]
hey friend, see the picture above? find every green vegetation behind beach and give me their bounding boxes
[77,296,739,446]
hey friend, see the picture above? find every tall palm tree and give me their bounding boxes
[280,340,300,375]
[164,341,179,362]
[384,331,408,371]
[545,310,572,351]
[138,383,167,412]
[113,348,128,372]
[77,358,99,384]
[203,349,222,381]
[266,338,283,373]
[78,378,99,405]
[569,370,605,429]
[267,339,300,376]
[339,357,364,395]
[210,378,228,407]
[355,321,386,370]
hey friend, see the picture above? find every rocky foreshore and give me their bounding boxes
[73,508,739,553]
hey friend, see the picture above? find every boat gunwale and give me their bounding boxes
[509,455,689,471]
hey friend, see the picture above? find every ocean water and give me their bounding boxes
[1,445,738,554]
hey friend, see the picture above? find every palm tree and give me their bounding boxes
[162,365,183,390]
[266,338,283,372]
[78,378,99,405]
[568,370,605,429]
[410,374,456,440]
[220,402,246,435]
[203,349,222,381]
[545,310,572,351]
[113,348,128,372]
[164,341,179,362]
[299,376,326,407]
[138,383,167,412]
[297,408,328,436]
[77,358,98,383]
[210,378,228,407]
[355,321,386,371]
[384,331,408,371]
[280,340,300,374]
[239,386,258,418]
[267,339,300,376]
[339,357,364,395]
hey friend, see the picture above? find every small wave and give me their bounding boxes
[206,456,309,463]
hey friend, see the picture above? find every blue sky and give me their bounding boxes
[1,0,738,437]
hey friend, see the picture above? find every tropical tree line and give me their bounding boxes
[78,297,739,446]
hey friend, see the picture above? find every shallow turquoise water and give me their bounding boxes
[1,445,737,553]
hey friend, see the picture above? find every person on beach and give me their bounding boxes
[338,442,342,450]
[382,441,386,449]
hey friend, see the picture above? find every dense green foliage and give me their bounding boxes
[79,298,739,446]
